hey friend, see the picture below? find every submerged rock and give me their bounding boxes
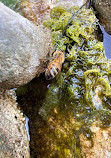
[0,2,52,89]
[80,124,111,158]
[92,0,111,34]
[0,89,29,158]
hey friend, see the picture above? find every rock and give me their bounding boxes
[0,2,52,89]
[17,0,85,25]
[0,89,30,158]
[49,0,85,8]
[92,0,111,34]
[80,124,111,158]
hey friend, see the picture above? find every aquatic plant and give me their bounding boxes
[39,5,111,157]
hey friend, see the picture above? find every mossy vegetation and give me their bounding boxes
[40,5,111,157]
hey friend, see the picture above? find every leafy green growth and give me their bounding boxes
[50,5,66,19]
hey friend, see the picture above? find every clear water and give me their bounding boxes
[25,116,30,141]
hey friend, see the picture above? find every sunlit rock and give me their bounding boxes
[0,2,52,89]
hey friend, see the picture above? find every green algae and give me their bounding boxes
[43,5,111,112]
[50,5,66,19]
[43,6,97,49]
[40,5,111,157]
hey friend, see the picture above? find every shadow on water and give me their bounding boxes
[16,74,54,157]
[95,23,111,60]
[16,75,85,158]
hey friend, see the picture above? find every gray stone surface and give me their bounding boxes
[0,89,30,158]
[0,2,52,89]
[92,0,111,34]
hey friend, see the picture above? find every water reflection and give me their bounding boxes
[100,25,111,59]
[25,116,30,141]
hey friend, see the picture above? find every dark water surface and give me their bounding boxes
[101,26,111,59]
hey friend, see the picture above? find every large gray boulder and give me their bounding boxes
[0,90,30,158]
[0,2,52,89]
[92,0,111,34]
